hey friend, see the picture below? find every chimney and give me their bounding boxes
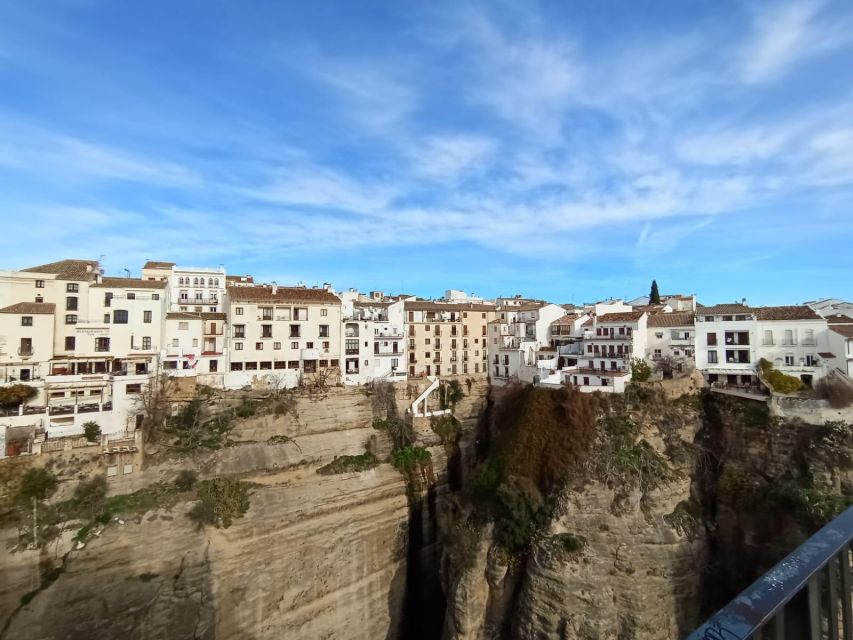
[271,281,278,295]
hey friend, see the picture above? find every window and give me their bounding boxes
[784,354,795,366]
[208,278,213,286]
[171,338,179,347]
[306,342,314,349]
[323,341,329,350]
[261,324,273,338]
[230,362,243,371]
[235,307,244,315]
[35,295,43,303]
[35,279,44,288]
[144,310,152,323]
[95,337,110,352]
[783,329,795,346]
[233,324,245,338]
[65,336,75,351]
[288,361,299,369]
[113,310,129,324]
[192,339,199,347]
[289,325,300,338]
[291,341,299,349]
[707,332,717,346]
[655,332,663,339]
[804,329,815,345]
[274,342,281,350]
[142,337,151,349]
[65,314,77,324]
[66,283,79,293]
[193,277,199,286]
[104,313,111,323]
[127,292,136,300]
[345,339,358,353]
[320,308,328,317]
[152,293,159,300]
[66,296,78,311]
[126,383,142,394]
[21,316,32,326]
[256,342,263,350]
[234,342,243,350]
[294,308,308,321]
[178,321,189,331]
[319,325,329,337]
[261,307,273,320]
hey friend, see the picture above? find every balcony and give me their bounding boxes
[374,331,405,340]
[204,329,224,336]
[591,334,633,341]
[345,348,359,355]
[573,367,630,377]
[17,347,34,357]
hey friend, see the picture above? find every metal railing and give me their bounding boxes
[687,505,853,640]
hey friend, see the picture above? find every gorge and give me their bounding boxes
[1,376,851,640]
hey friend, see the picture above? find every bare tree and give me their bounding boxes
[654,356,678,380]
[133,374,171,443]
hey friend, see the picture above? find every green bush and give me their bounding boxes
[372,418,389,430]
[71,476,108,520]
[554,532,587,554]
[717,466,764,509]
[431,415,462,444]
[317,452,379,475]
[0,384,37,408]
[82,421,101,443]
[174,470,198,491]
[189,478,251,529]
[17,468,57,503]
[391,446,431,473]
[492,480,553,552]
[631,359,652,382]
[759,358,803,394]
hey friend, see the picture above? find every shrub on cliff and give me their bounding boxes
[17,468,58,503]
[82,421,101,443]
[391,446,431,473]
[317,452,379,475]
[431,415,462,444]
[189,478,251,529]
[759,358,803,394]
[630,359,652,382]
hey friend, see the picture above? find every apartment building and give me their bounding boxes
[488,302,566,382]
[0,302,55,383]
[405,301,496,378]
[225,285,342,388]
[342,299,406,384]
[563,311,648,393]
[141,261,226,313]
[549,313,590,367]
[646,312,696,369]
[695,304,830,388]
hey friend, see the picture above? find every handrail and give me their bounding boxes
[687,505,853,639]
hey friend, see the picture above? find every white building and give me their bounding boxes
[225,284,342,389]
[487,302,567,383]
[563,311,648,393]
[646,312,696,374]
[341,299,406,385]
[826,314,853,377]
[141,261,226,313]
[695,304,831,389]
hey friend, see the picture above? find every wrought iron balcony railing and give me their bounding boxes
[687,505,853,640]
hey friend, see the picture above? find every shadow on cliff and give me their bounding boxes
[2,514,218,640]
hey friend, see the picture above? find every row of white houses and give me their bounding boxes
[2,257,852,452]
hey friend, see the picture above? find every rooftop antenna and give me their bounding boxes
[124,268,131,279]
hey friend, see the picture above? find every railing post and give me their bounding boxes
[829,555,840,640]
[808,573,822,639]
[841,545,853,640]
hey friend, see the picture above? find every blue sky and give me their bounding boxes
[0,1,851,305]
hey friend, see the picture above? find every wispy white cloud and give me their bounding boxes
[738,1,853,83]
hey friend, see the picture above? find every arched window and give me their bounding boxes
[208,278,213,286]
[214,278,219,286]
[178,277,183,285]
[193,277,199,286]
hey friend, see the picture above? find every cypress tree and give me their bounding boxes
[649,280,661,304]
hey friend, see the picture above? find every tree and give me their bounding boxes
[649,280,661,305]
[83,421,102,442]
[189,478,251,529]
[0,384,37,408]
[631,358,652,382]
[17,468,58,503]
[654,356,678,380]
[72,476,108,521]
[134,374,171,443]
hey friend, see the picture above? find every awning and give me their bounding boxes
[819,352,836,359]
[703,368,757,375]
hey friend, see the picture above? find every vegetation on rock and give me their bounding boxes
[391,446,431,473]
[630,359,652,382]
[0,383,37,408]
[82,421,101,442]
[759,358,803,394]
[189,477,251,529]
[317,452,379,475]
[16,468,58,503]
[431,414,462,444]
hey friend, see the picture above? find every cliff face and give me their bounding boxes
[441,385,704,640]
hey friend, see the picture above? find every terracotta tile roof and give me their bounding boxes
[354,300,393,308]
[166,312,202,320]
[22,259,99,281]
[596,311,644,323]
[0,302,56,314]
[226,274,254,283]
[92,277,167,289]
[509,303,547,312]
[647,312,695,328]
[582,318,593,327]
[142,261,175,269]
[550,314,580,326]
[831,326,853,339]
[404,300,497,312]
[200,312,227,320]
[826,314,853,324]
[227,285,341,305]
[696,303,752,315]
[753,306,822,321]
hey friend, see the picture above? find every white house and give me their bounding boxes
[826,314,853,377]
[341,299,406,385]
[563,311,648,393]
[646,312,696,372]
[695,304,831,389]
[141,261,227,314]
[487,302,567,383]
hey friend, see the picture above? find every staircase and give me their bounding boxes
[410,376,451,418]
